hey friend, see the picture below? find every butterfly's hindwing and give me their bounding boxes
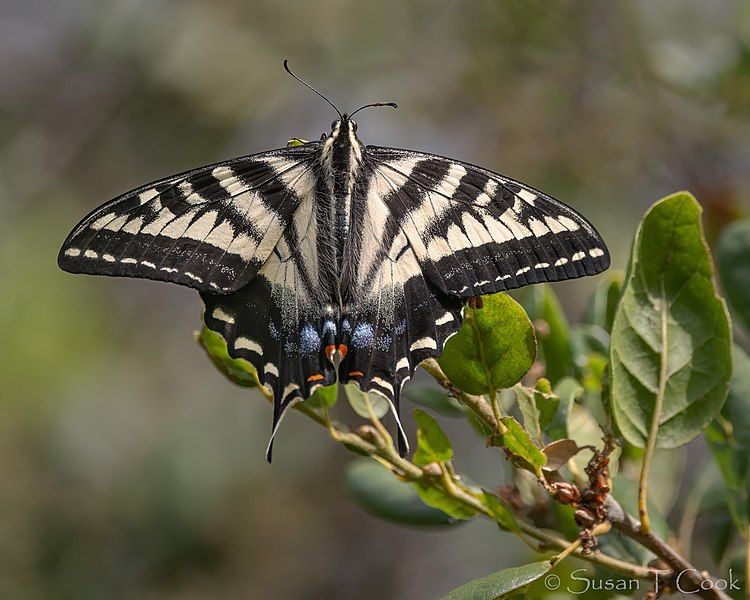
[367,146,610,298]
[58,144,321,293]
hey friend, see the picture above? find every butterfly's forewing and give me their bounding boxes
[366,146,610,298]
[58,144,321,293]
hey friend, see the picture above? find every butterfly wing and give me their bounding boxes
[58,144,321,293]
[365,146,610,298]
[201,182,338,460]
[339,148,609,452]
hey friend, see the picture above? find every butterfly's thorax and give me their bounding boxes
[316,118,366,304]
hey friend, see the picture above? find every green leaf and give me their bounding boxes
[413,409,453,466]
[498,416,546,474]
[517,285,574,383]
[609,192,732,449]
[611,476,670,565]
[344,458,455,526]
[479,492,519,532]
[195,326,263,390]
[439,561,552,600]
[706,345,750,535]
[304,384,338,408]
[717,218,750,332]
[583,274,623,332]
[286,137,308,147]
[403,384,465,417]
[514,379,559,445]
[438,293,536,395]
[546,377,584,441]
[412,482,478,520]
[344,383,390,419]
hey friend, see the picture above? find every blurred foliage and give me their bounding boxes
[2,1,750,598]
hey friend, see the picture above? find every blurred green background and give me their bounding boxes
[1,1,749,598]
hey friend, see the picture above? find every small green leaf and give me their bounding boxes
[412,482,478,520]
[583,274,623,332]
[717,219,750,332]
[611,476,670,565]
[610,192,732,449]
[286,137,308,147]
[403,384,465,417]
[344,383,389,419]
[546,377,584,441]
[517,285,574,383]
[498,416,546,474]
[196,326,263,390]
[706,345,750,535]
[304,384,338,408]
[439,561,552,600]
[438,293,536,395]
[413,409,453,466]
[345,458,455,526]
[514,379,559,445]
[479,491,519,532]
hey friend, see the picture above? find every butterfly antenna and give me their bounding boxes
[349,102,398,118]
[283,60,342,119]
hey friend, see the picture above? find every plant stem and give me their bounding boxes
[639,282,670,534]
[420,358,500,431]
[607,495,731,600]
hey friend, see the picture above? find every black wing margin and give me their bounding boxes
[58,144,320,294]
[366,146,610,298]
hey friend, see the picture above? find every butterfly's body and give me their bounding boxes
[60,104,609,459]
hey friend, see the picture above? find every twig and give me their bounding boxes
[607,494,731,600]
[420,359,501,431]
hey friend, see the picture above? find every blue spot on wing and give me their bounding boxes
[352,323,374,348]
[300,324,321,354]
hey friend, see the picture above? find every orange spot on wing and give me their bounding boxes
[325,344,336,359]
[337,344,348,358]
[348,370,364,377]
[307,374,325,382]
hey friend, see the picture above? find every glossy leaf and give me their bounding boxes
[403,384,465,417]
[413,409,453,466]
[344,383,389,419]
[706,345,750,535]
[438,293,536,395]
[439,561,552,600]
[345,459,454,526]
[717,218,750,332]
[498,416,546,475]
[610,192,732,449]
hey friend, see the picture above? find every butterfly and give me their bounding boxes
[58,61,609,460]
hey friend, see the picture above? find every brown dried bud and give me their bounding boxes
[553,482,581,505]
[468,296,484,309]
[355,424,378,443]
[422,462,442,477]
[574,508,596,528]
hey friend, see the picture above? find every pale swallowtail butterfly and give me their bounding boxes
[58,61,609,460]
